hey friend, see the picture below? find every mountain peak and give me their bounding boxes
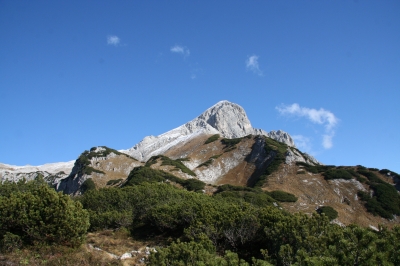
[123,100,296,161]
[194,100,253,138]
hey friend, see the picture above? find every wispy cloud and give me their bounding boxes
[246,55,263,76]
[292,135,312,152]
[170,45,190,57]
[276,103,339,149]
[107,35,121,46]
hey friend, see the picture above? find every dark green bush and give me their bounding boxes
[182,179,205,192]
[0,184,89,247]
[81,178,96,192]
[356,170,400,219]
[79,187,138,230]
[75,153,105,175]
[124,166,204,193]
[251,137,288,188]
[216,184,259,193]
[146,155,196,176]
[323,169,353,180]
[296,162,336,174]
[379,169,400,179]
[197,159,214,168]
[317,206,338,220]
[106,179,123,186]
[214,190,275,208]
[268,190,298,202]
[204,134,220,144]
[357,169,383,184]
[221,137,243,148]
[125,166,169,186]
[0,232,22,253]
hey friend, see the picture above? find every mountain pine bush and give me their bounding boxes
[0,182,89,248]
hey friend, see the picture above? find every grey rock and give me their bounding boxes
[122,100,296,162]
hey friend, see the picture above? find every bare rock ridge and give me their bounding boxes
[0,161,74,185]
[121,100,296,161]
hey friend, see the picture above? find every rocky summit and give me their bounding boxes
[121,100,296,162]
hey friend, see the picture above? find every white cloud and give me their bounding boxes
[170,45,190,57]
[246,55,263,76]
[276,103,339,149]
[322,134,334,149]
[107,35,120,46]
[292,135,312,152]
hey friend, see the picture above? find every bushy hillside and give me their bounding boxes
[2,169,400,265]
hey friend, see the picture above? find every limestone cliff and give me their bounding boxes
[121,100,297,162]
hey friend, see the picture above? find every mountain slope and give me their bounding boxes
[120,100,296,162]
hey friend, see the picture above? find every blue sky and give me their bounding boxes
[1,1,399,173]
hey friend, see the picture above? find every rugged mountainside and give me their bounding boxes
[0,161,74,187]
[1,100,399,229]
[121,100,296,162]
[0,100,305,188]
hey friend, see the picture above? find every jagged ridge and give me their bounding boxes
[121,100,297,162]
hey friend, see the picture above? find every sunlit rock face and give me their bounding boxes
[122,100,296,162]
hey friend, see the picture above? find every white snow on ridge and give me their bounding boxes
[0,160,75,174]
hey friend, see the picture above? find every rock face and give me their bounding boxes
[122,100,297,162]
[57,146,141,195]
[0,161,74,186]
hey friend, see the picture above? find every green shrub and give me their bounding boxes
[251,137,288,188]
[296,162,335,174]
[216,184,259,193]
[221,137,242,148]
[79,187,139,230]
[0,184,89,247]
[148,237,265,266]
[106,179,123,186]
[75,153,105,175]
[183,179,205,192]
[197,155,221,168]
[124,166,204,193]
[317,206,338,221]
[0,232,22,253]
[215,190,275,208]
[268,190,298,202]
[357,169,383,184]
[0,177,48,197]
[146,155,196,176]
[356,170,400,219]
[357,191,371,201]
[197,159,214,168]
[88,146,137,160]
[124,166,174,186]
[81,178,96,192]
[379,169,400,179]
[204,134,220,144]
[323,169,353,180]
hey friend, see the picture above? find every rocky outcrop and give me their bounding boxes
[285,148,320,165]
[0,161,74,186]
[122,100,296,162]
[56,146,142,195]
